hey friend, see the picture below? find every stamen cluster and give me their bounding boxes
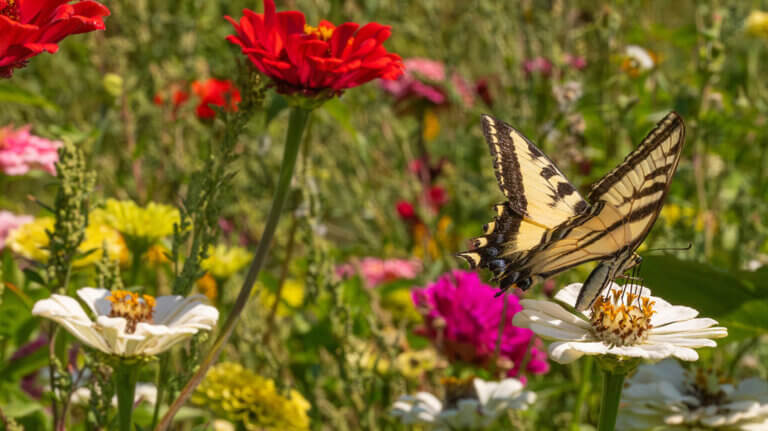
[107,290,156,334]
[590,289,655,346]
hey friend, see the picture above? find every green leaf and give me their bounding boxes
[0,82,59,111]
[641,256,767,340]
[22,268,46,287]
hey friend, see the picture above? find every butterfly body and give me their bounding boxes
[458,112,685,310]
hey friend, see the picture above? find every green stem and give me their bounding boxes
[155,106,312,431]
[571,356,593,431]
[115,363,139,431]
[597,367,626,431]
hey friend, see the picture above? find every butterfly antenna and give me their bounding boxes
[643,243,693,253]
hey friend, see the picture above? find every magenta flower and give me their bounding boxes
[412,270,549,379]
[0,210,33,249]
[380,58,474,106]
[522,57,553,77]
[0,125,61,175]
[337,257,422,288]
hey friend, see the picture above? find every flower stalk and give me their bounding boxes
[597,367,626,431]
[115,362,139,431]
[156,106,312,430]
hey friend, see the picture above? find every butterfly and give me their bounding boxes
[458,112,685,310]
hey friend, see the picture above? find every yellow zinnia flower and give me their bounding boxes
[192,362,310,431]
[745,10,768,39]
[395,349,439,378]
[201,244,253,279]
[259,279,304,317]
[93,199,179,243]
[7,217,127,267]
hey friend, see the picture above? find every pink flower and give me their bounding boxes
[0,210,33,249]
[0,125,61,175]
[426,185,448,212]
[522,57,553,77]
[565,53,587,70]
[412,270,549,378]
[338,257,422,288]
[380,58,474,106]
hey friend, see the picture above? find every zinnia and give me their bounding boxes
[226,0,404,97]
[0,125,61,175]
[380,58,474,107]
[191,78,241,119]
[0,0,110,78]
[412,270,549,378]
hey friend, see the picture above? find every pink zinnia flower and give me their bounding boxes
[0,210,33,249]
[337,257,422,288]
[565,53,587,70]
[380,57,474,106]
[0,125,61,175]
[412,270,549,379]
[522,57,553,77]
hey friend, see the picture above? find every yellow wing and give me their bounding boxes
[459,112,685,292]
[458,115,589,289]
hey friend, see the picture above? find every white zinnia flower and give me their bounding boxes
[32,287,218,356]
[625,45,656,70]
[390,377,535,430]
[513,283,727,364]
[71,383,158,406]
[618,359,768,430]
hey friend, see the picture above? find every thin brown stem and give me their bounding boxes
[262,214,300,345]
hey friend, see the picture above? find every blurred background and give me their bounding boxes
[1,0,768,429]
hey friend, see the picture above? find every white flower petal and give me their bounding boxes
[651,305,699,327]
[651,317,719,333]
[553,283,583,306]
[548,341,609,364]
[76,287,112,316]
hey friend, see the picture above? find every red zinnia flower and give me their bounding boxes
[225,0,404,96]
[0,0,110,78]
[191,78,241,119]
[396,200,419,224]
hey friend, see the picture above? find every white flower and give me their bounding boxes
[618,359,768,430]
[625,45,656,70]
[71,383,158,406]
[513,283,727,364]
[390,377,535,430]
[32,288,218,356]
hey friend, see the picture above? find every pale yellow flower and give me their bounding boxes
[381,288,422,324]
[7,217,127,267]
[93,199,179,243]
[192,362,310,431]
[745,10,768,39]
[395,349,439,378]
[202,244,253,279]
[259,279,304,317]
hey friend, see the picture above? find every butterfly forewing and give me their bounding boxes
[458,115,589,287]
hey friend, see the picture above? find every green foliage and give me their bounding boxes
[2,0,768,430]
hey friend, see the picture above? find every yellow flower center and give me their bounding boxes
[0,0,20,21]
[106,290,156,334]
[303,23,334,41]
[590,288,655,347]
